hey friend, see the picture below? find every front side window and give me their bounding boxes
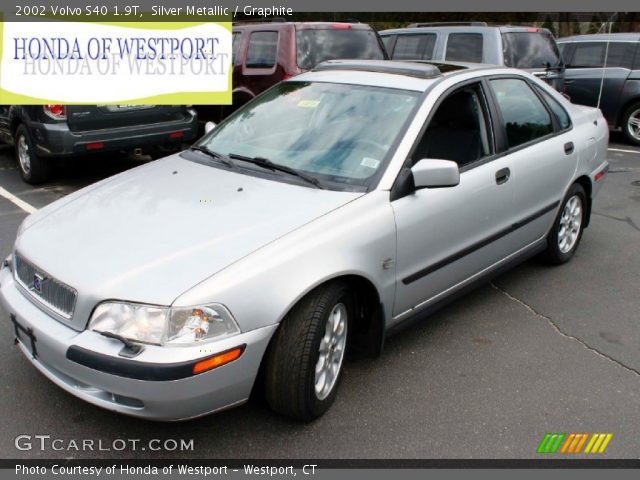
[392,34,437,60]
[246,31,278,68]
[198,82,421,189]
[445,33,483,63]
[490,78,553,148]
[566,41,636,69]
[412,84,492,168]
[570,42,607,67]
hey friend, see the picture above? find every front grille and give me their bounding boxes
[14,253,77,319]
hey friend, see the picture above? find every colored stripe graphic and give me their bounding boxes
[560,433,589,453]
[585,433,613,454]
[537,433,565,453]
[538,433,613,454]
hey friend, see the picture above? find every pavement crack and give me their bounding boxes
[592,211,640,232]
[490,282,640,378]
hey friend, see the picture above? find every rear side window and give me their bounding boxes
[502,32,562,68]
[392,34,436,60]
[535,86,571,130]
[445,33,483,63]
[490,78,553,148]
[295,29,385,70]
[246,31,278,68]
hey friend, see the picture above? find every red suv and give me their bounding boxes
[200,22,387,122]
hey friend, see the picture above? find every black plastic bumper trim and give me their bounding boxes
[66,344,245,381]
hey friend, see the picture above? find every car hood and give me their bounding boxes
[16,154,361,326]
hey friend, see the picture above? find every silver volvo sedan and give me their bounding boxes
[0,61,609,421]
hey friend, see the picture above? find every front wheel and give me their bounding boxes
[621,102,640,146]
[542,183,587,265]
[264,282,352,421]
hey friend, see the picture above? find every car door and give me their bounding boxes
[391,81,519,321]
[564,41,637,124]
[486,77,577,248]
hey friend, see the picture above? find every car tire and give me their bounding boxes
[621,102,640,146]
[264,281,352,421]
[542,183,587,265]
[14,124,51,184]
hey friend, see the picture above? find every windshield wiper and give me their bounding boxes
[190,146,235,168]
[228,153,325,189]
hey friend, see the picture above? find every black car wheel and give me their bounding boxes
[264,281,352,421]
[622,102,640,146]
[14,124,51,184]
[542,183,587,265]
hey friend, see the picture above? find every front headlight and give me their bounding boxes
[88,301,240,346]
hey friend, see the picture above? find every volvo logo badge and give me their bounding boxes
[32,273,45,294]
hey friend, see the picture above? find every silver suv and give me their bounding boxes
[380,22,565,91]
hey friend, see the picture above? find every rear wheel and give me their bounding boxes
[264,282,352,421]
[542,183,587,265]
[15,124,51,184]
[621,102,640,146]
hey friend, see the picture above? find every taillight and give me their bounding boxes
[43,105,66,120]
[331,23,352,29]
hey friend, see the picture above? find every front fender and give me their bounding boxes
[173,191,397,334]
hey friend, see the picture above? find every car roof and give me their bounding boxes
[379,25,553,35]
[292,59,499,92]
[557,32,640,43]
[233,22,374,31]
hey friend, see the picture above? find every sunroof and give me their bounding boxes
[313,60,441,79]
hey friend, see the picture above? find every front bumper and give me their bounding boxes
[0,264,276,421]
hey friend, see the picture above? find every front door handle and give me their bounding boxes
[564,142,575,155]
[495,167,510,185]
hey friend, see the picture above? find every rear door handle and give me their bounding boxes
[564,142,575,155]
[565,79,575,85]
[495,167,510,185]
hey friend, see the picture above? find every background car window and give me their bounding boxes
[534,86,572,130]
[602,43,636,69]
[412,85,491,168]
[568,42,635,69]
[502,33,562,68]
[445,33,483,63]
[490,78,553,148]
[232,32,241,65]
[246,31,278,68]
[295,29,385,70]
[392,34,436,60]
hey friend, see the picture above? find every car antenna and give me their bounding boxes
[596,12,617,110]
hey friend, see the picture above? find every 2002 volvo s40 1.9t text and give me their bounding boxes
[0,61,609,421]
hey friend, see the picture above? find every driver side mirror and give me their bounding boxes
[204,121,217,134]
[411,159,460,189]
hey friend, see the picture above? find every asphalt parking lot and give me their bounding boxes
[0,135,638,460]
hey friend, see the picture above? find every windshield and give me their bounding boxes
[502,32,562,68]
[296,29,385,70]
[198,82,420,189]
